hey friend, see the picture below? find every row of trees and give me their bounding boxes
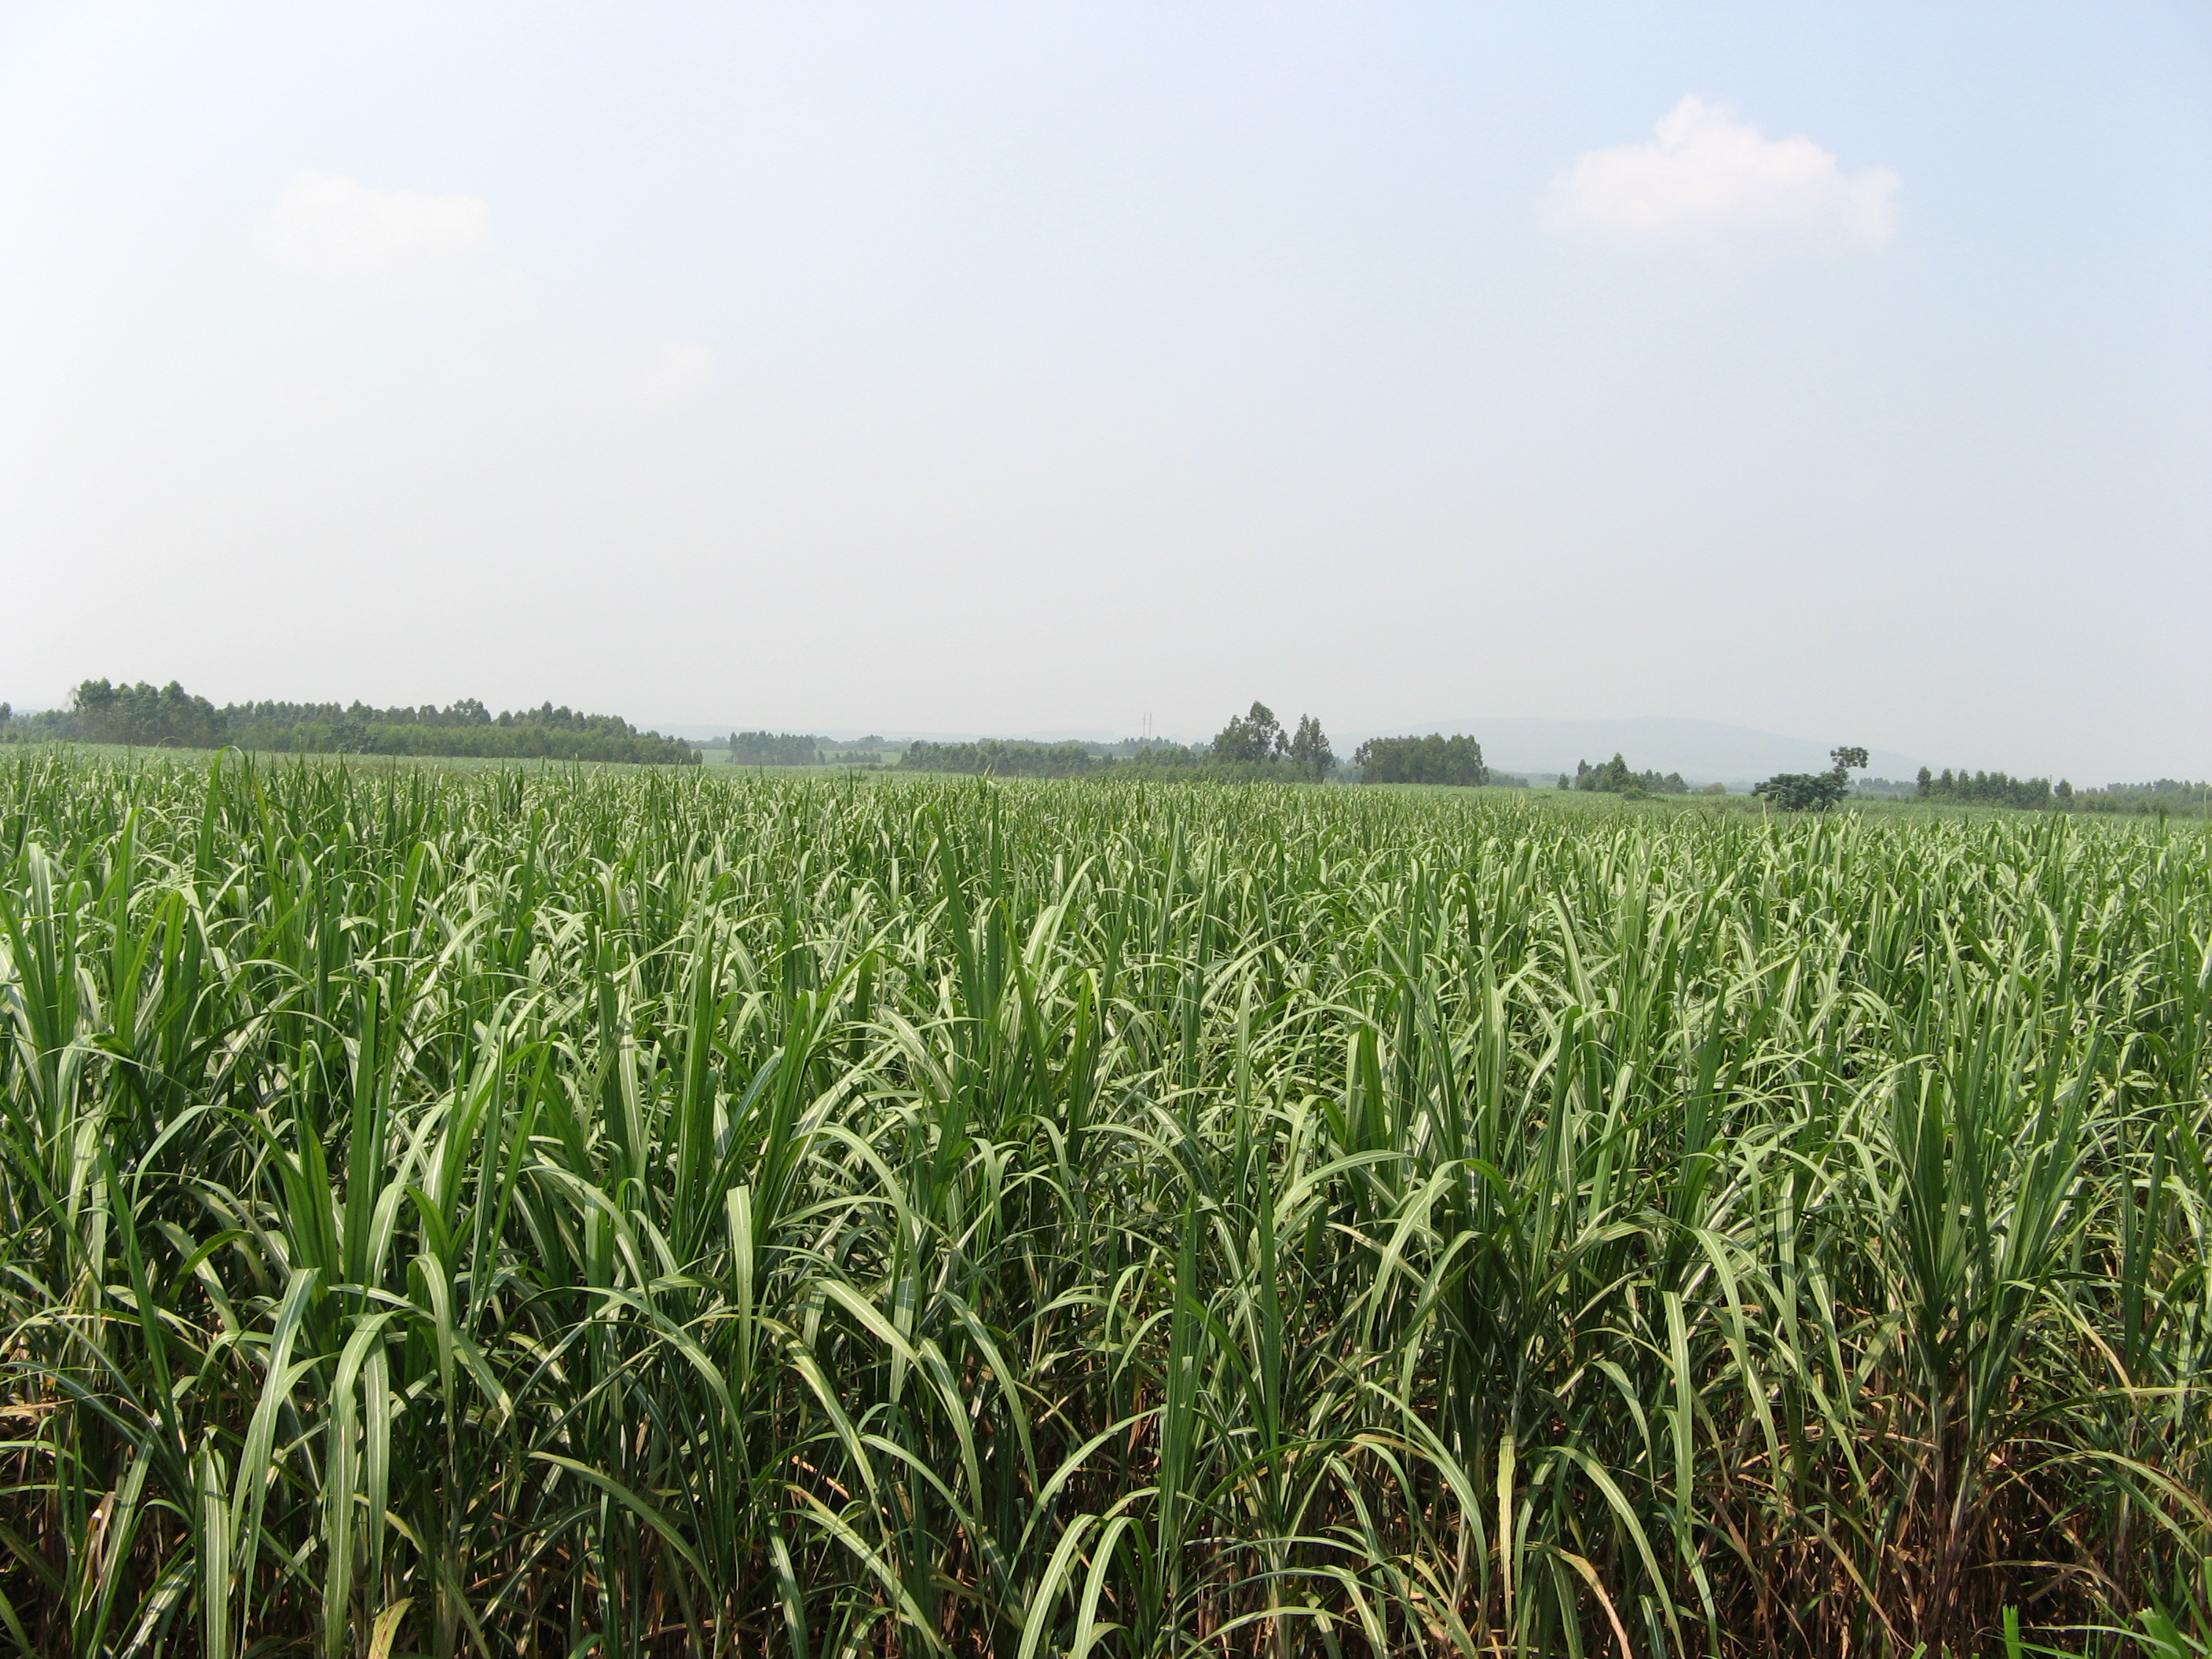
[0,681,698,764]
[1916,767,2065,810]
[1914,767,2212,818]
[6,679,228,749]
[1563,754,1691,795]
[1353,732,1489,786]
[892,711,1517,792]
[721,733,897,764]
[898,705,1343,783]
[899,739,1109,778]
[880,723,2201,818]
[17,687,2197,813]
[2072,778,2212,817]
[1557,747,1881,812]
[868,727,2207,819]
[222,695,632,731]
[727,731,826,766]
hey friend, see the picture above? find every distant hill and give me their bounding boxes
[1339,718,1924,786]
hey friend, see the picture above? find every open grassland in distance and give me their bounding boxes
[0,753,2206,1657]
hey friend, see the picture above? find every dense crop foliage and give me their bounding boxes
[1,755,2207,1658]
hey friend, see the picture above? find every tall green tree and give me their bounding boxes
[1288,714,1335,781]
[1210,701,1286,764]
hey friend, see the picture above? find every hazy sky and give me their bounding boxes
[3,5,2207,780]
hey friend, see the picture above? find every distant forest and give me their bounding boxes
[901,739,1112,778]
[11,686,2197,811]
[900,705,1346,783]
[896,709,1526,788]
[1564,754,1691,795]
[0,681,698,764]
[1917,767,2210,817]
[1353,734,1491,786]
[896,738,1255,780]
[725,731,826,766]
[1917,767,2064,810]
[720,732,891,765]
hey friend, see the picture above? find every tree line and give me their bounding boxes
[1914,767,2212,818]
[1916,767,2063,810]
[1562,753,1691,796]
[1353,732,1490,786]
[898,705,1343,782]
[894,708,1547,789]
[725,731,826,766]
[0,681,698,764]
[2072,778,2212,817]
[718,733,895,764]
[884,726,2210,818]
[899,739,1110,778]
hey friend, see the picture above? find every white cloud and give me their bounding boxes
[267,169,489,280]
[627,342,717,402]
[1551,97,1899,246]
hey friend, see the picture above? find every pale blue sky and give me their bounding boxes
[3,4,2207,779]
